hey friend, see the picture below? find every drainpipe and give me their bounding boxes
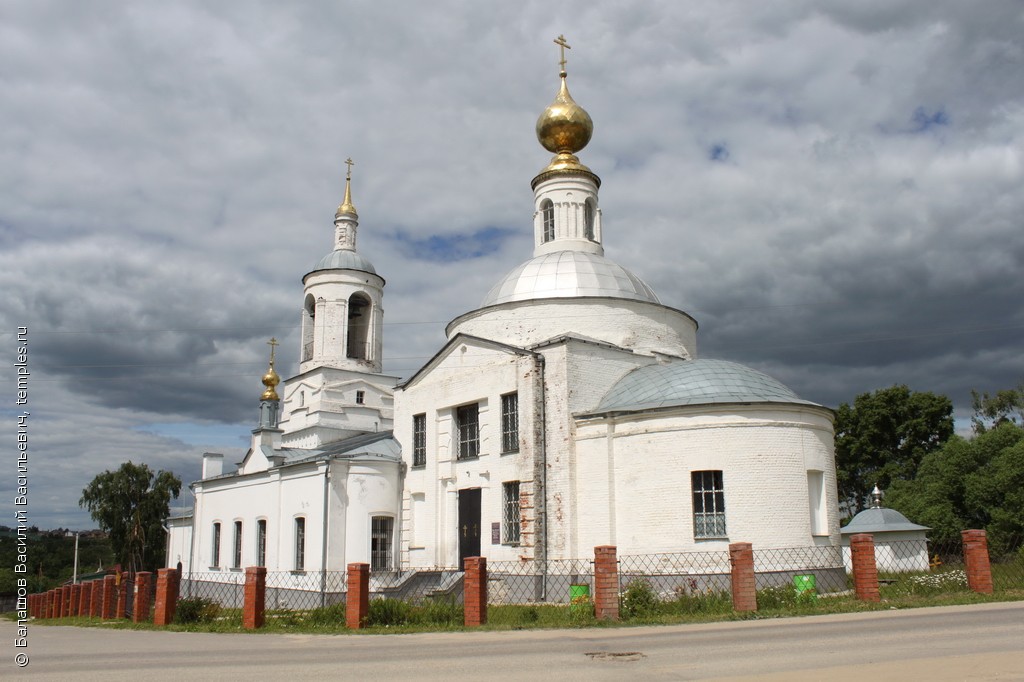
[534,354,548,601]
[320,460,331,607]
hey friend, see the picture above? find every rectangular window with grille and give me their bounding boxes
[370,516,394,571]
[456,403,480,460]
[211,522,221,568]
[501,392,519,453]
[503,481,521,544]
[256,519,267,567]
[294,517,306,571]
[233,520,243,568]
[412,413,426,467]
[692,470,727,539]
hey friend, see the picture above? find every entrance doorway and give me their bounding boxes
[458,488,481,564]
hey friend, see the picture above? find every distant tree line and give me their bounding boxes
[0,531,114,596]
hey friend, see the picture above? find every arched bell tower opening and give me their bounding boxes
[347,293,371,361]
[301,294,316,362]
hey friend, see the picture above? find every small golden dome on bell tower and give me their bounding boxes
[261,337,281,401]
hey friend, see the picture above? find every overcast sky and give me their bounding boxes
[2,1,1022,530]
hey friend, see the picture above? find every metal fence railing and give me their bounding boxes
[754,544,848,593]
[618,551,733,598]
[486,559,592,605]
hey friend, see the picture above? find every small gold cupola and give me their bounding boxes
[335,157,358,219]
[260,337,281,402]
[536,35,594,176]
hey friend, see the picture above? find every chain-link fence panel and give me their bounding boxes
[265,571,347,610]
[369,568,464,604]
[182,572,246,608]
[619,551,733,599]
[753,545,848,594]
[486,559,591,604]
[989,534,1023,591]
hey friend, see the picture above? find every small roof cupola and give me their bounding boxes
[257,338,282,433]
[532,35,603,258]
[334,157,359,252]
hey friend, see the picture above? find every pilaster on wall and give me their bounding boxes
[962,529,994,594]
[346,563,370,629]
[729,542,757,612]
[593,545,619,621]
[849,533,881,602]
[464,557,487,626]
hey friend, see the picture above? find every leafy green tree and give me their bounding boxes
[834,385,953,516]
[80,462,181,573]
[971,381,1024,433]
[887,421,1024,553]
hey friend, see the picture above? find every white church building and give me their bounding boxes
[167,45,841,582]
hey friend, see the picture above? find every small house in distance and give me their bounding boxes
[841,486,930,572]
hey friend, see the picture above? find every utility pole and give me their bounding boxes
[72,531,80,583]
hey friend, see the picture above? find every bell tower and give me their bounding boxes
[278,160,398,448]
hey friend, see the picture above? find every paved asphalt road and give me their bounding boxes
[4,601,1023,681]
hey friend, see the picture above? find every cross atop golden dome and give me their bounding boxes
[536,35,594,173]
[261,337,281,401]
[335,158,358,219]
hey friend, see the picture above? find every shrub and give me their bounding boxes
[174,597,221,624]
[416,597,462,626]
[368,598,413,627]
[305,602,346,627]
[620,579,660,620]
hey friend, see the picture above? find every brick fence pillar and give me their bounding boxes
[68,584,81,618]
[133,572,152,623]
[101,574,117,619]
[243,566,267,630]
[65,586,74,617]
[346,563,370,629]
[729,542,758,612]
[463,557,487,626]
[90,579,103,617]
[79,582,91,616]
[593,545,620,621]
[850,533,881,602]
[116,573,129,619]
[57,587,67,618]
[962,529,994,594]
[42,591,51,618]
[153,568,179,626]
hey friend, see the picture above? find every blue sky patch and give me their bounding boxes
[910,106,950,132]
[709,143,730,162]
[390,225,516,262]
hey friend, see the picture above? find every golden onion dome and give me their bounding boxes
[536,73,593,156]
[260,338,281,401]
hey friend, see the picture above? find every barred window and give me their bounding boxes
[256,519,267,567]
[541,199,555,242]
[456,403,479,460]
[503,481,521,544]
[501,392,519,453]
[233,520,243,568]
[294,517,306,571]
[371,516,394,571]
[412,413,426,467]
[211,522,221,568]
[692,470,727,538]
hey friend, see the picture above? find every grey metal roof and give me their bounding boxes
[481,250,660,306]
[310,249,377,275]
[841,507,930,534]
[593,359,818,413]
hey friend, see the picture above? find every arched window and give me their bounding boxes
[541,199,555,242]
[584,200,595,240]
[347,293,371,360]
[301,295,316,362]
